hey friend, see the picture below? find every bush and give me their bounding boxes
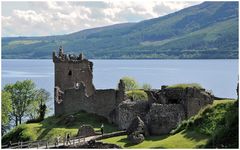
[205,101,238,148]
[2,124,33,144]
[142,83,152,90]
[126,90,148,101]
[170,100,238,148]
[121,77,139,91]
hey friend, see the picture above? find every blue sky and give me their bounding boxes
[2,1,202,37]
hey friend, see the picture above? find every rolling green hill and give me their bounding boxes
[2,2,238,59]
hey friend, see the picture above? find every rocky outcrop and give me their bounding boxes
[77,125,95,137]
[117,100,149,130]
[127,132,145,144]
[146,103,186,135]
[127,116,149,137]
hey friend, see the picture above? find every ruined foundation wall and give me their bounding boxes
[116,100,149,130]
[184,88,213,118]
[146,104,186,135]
[56,88,123,120]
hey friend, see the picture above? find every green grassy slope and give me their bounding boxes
[101,100,238,148]
[2,111,117,144]
[2,2,238,59]
[102,131,208,148]
[2,100,238,148]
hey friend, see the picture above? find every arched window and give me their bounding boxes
[68,70,72,76]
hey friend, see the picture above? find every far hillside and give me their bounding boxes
[2,2,238,59]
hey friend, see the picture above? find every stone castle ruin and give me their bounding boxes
[53,47,213,136]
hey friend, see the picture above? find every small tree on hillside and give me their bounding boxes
[2,91,13,135]
[3,80,36,126]
[33,88,50,120]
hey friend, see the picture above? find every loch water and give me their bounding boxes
[2,59,238,113]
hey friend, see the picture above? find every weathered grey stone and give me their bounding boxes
[183,88,213,118]
[77,125,95,137]
[53,47,214,137]
[148,87,213,118]
[127,116,149,137]
[146,103,186,135]
[117,100,149,130]
[145,90,157,104]
[127,132,145,144]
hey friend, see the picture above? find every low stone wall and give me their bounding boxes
[57,88,123,121]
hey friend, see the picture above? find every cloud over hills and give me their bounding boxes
[2,1,202,37]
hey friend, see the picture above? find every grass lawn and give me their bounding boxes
[102,130,209,148]
[2,111,117,143]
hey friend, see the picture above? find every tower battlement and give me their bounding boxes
[53,46,88,64]
[53,46,95,99]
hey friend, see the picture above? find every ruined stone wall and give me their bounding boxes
[147,87,213,118]
[54,61,95,97]
[116,100,149,130]
[53,48,95,97]
[56,88,124,121]
[184,88,213,117]
[146,104,185,135]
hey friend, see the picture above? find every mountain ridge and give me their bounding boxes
[2,1,238,59]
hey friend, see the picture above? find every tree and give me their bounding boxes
[2,91,12,135]
[3,80,36,126]
[142,83,152,90]
[27,88,50,120]
[121,76,139,91]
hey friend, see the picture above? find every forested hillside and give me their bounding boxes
[2,2,238,59]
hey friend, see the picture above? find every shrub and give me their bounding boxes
[171,100,238,148]
[126,90,148,101]
[166,83,202,89]
[142,83,152,90]
[121,77,139,91]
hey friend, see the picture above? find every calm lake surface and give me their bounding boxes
[2,59,238,114]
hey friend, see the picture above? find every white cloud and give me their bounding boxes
[13,10,46,23]
[2,1,202,37]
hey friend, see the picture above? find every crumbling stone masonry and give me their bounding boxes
[53,47,125,121]
[53,47,213,136]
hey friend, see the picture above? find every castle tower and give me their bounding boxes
[53,46,95,99]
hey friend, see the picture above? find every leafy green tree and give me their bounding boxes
[27,88,50,120]
[2,91,12,135]
[121,76,139,91]
[3,80,36,126]
[142,83,152,90]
